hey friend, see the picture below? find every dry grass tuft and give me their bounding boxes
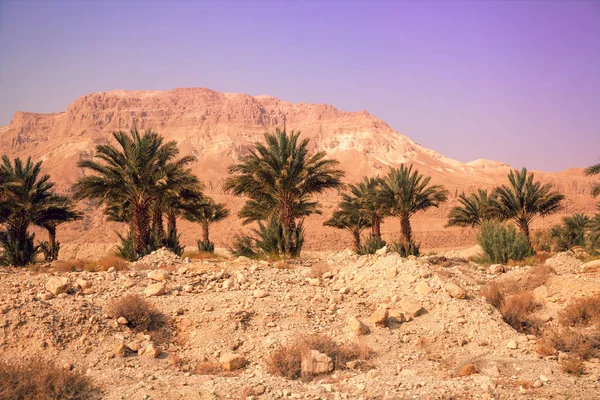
[52,259,98,273]
[522,264,555,290]
[107,294,167,333]
[0,358,99,400]
[499,291,541,334]
[535,341,557,356]
[559,294,600,328]
[96,255,128,271]
[267,334,371,380]
[457,363,478,377]
[482,282,504,309]
[541,328,600,360]
[561,358,586,376]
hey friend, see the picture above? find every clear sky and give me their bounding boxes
[0,0,598,172]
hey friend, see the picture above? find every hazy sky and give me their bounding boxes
[1,0,599,172]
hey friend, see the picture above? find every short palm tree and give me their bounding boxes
[185,197,230,252]
[447,189,496,228]
[490,167,564,245]
[382,165,448,244]
[0,156,81,266]
[225,127,344,256]
[37,195,83,261]
[73,128,199,258]
[324,198,372,251]
[346,176,388,239]
[585,160,600,198]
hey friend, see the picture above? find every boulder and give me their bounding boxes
[220,353,247,371]
[144,283,166,297]
[46,277,71,295]
[347,316,370,335]
[415,281,432,295]
[582,259,600,273]
[301,350,333,376]
[147,270,168,282]
[489,264,505,275]
[445,282,466,299]
[368,308,389,327]
[253,289,268,298]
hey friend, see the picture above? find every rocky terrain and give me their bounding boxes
[1,247,599,399]
[0,88,597,251]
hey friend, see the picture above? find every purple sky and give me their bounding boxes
[0,0,598,172]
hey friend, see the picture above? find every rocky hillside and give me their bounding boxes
[0,88,597,249]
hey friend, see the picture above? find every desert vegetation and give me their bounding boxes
[0,156,81,266]
[225,128,344,258]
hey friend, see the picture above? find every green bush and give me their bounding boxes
[39,240,60,262]
[478,221,533,264]
[357,235,386,255]
[165,230,184,256]
[197,240,215,253]
[0,230,38,267]
[389,241,421,257]
[230,217,304,258]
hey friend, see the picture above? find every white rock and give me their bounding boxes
[46,277,70,295]
[144,283,166,297]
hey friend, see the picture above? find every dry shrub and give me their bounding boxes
[195,359,223,375]
[559,294,600,327]
[542,327,600,360]
[96,255,127,271]
[52,259,97,273]
[0,358,98,400]
[457,363,478,377]
[107,294,167,333]
[308,262,330,278]
[267,334,371,380]
[561,358,585,376]
[535,341,557,356]
[499,291,541,334]
[274,260,293,270]
[515,380,533,389]
[482,282,504,309]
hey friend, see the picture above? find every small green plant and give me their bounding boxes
[357,235,386,255]
[230,217,305,259]
[389,240,420,257]
[39,240,60,262]
[198,240,215,253]
[0,230,38,267]
[478,221,533,264]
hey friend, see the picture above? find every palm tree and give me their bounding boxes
[550,213,590,251]
[225,127,344,256]
[585,160,600,198]
[37,195,83,261]
[447,189,496,228]
[490,167,564,245]
[381,165,448,244]
[346,177,388,239]
[185,197,230,250]
[0,156,81,266]
[324,199,372,251]
[73,128,200,257]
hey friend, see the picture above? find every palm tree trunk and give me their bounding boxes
[400,213,412,244]
[167,212,177,239]
[521,221,531,247]
[131,202,151,256]
[352,229,361,251]
[371,214,381,239]
[202,222,210,243]
[47,225,57,261]
[152,206,166,244]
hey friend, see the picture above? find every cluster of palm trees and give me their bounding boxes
[447,168,565,246]
[0,156,81,266]
[324,166,448,254]
[1,125,599,266]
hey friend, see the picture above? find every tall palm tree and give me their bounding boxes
[447,189,496,228]
[0,156,81,266]
[585,160,600,198]
[73,128,199,257]
[185,197,229,251]
[225,127,344,256]
[324,199,372,251]
[490,167,564,245]
[346,176,388,239]
[381,165,448,244]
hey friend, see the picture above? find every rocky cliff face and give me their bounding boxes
[0,88,597,249]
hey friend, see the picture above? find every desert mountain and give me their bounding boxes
[0,88,597,250]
